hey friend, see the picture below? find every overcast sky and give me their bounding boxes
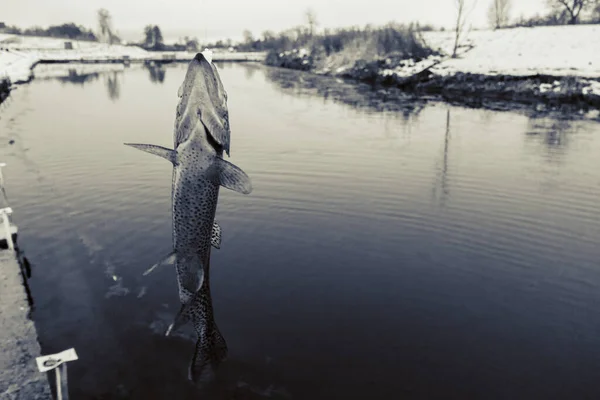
[3,0,548,43]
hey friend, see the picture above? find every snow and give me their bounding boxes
[201,48,213,63]
[421,25,600,78]
[3,25,600,90]
[0,34,266,85]
[581,79,600,95]
[0,49,38,83]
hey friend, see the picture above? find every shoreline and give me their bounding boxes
[3,26,600,117]
[263,25,600,116]
[266,52,600,116]
[0,46,267,103]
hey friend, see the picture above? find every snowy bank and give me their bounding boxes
[0,34,266,88]
[267,25,600,111]
[421,25,600,78]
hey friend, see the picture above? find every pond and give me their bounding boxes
[1,61,600,399]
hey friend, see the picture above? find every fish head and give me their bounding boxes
[175,52,231,156]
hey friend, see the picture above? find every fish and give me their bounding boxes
[124,51,252,330]
[167,249,228,386]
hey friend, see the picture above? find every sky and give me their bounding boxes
[2,0,548,43]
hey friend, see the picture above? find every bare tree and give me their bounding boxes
[452,0,477,58]
[243,29,254,45]
[304,8,318,37]
[487,0,511,29]
[97,9,116,44]
[594,2,600,21]
[546,0,596,24]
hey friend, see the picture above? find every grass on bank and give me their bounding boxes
[255,23,438,72]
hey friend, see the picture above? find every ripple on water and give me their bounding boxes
[1,63,600,399]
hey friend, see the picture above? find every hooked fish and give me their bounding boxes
[124,51,252,380]
[167,250,228,385]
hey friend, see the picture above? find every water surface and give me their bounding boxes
[1,62,600,399]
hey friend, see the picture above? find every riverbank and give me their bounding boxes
[0,239,52,398]
[266,25,600,113]
[0,34,266,91]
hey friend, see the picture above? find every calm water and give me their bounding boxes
[1,62,600,399]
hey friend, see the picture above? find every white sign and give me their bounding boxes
[36,348,78,373]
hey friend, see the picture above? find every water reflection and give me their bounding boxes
[104,72,121,101]
[8,61,600,399]
[433,109,452,207]
[243,64,260,80]
[33,63,126,88]
[264,66,427,117]
[526,116,573,148]
[57,69,100,86]
[145,62,166,84]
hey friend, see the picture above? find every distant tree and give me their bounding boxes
[1,24,21,34]
[243,29,254,45]
[546,0,596,24]
[304,8,318,37]
[487,0,511,28]
[594,2,600,21]
[143,25,164,50]
[262,30,275,41]
[97,9,118,44]
[152,25,163,48]
[46,23,97,40]
[185,36,199,51]
[0,22,6,29]
[452,0,477,58]
[143,25,154,47]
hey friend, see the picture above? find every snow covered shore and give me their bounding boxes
[267,25,600,111]
[0,34,266,86]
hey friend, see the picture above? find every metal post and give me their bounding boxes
[36,349,78,400]
[55,365,62,400]
[60,363,69,400]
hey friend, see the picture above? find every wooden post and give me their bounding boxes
[0,207,14,250]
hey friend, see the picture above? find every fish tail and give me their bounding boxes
[188,327,228,386]
[213,325,228,361]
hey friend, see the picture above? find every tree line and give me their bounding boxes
[487,0,600,29]
[1,1,598,53]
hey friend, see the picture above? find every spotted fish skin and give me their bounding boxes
[125,52,251,304]
[124,52,251,384]
[167,254,228,386]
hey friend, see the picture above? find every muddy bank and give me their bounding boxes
[266,50,600,114]
[0,77,10,105]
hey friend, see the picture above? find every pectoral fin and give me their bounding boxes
[211,221,222,249]
[124,143,176,164]
[143,251,176,276]
[213,158,252,194]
